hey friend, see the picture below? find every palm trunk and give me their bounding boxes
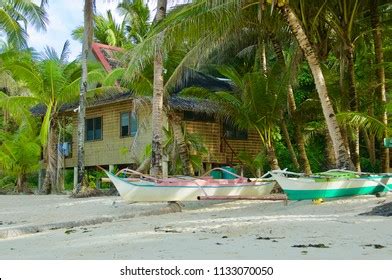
[280,115,300,170]
[363,130,376,168]
[270,33,311,174]
[279,4,353,170]
[150,0,167,177]
[136,157,151,173]
[15,173,28,193]
[370,0,389,172]
[43,120,58,194]
[325,130,337,169]
[338,47,352,160]
[266,142,280,170]
[75,0,94,193]
[346,43,361,171]
[168,111,194,176]
[295,122,312,175]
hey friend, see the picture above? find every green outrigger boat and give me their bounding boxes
[269,170,392,200]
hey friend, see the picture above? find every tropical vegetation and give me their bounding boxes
[0,0,391,193]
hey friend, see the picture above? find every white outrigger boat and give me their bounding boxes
[102,167,275,202]
[269,169,392,200]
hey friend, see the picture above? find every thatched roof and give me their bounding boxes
[31,92,220,116]
[31,42,231,116]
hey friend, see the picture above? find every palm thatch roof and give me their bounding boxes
[31,92,220,116]
[32,42,231,116]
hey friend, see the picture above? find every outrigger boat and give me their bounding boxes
[269,169,392,200]
[102,167,275,202]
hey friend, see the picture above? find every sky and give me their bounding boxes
[27,0,157,60]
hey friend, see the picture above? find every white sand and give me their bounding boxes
[0,194,391,259]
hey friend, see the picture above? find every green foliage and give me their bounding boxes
[0,174,15,192]
[236,151,266,177]
[0,120,41,180]
[162,126,208,175]
[0,0,48,48]
[337,112,389,139]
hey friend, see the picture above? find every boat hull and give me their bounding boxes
[270,173,391,200]
[106,172,275,202]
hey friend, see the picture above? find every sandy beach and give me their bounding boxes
[0,194,391,260]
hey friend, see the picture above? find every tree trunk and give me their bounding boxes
[325,130,337,169]
[42,119,59,194]
[346,43,361,171]
[168,111,194,176]
[15,173,28,193]
[279,4,354,170]
[280,115,300,171]
[370,0,389,172]
[270,34,311,174]
[136,157,151,173]
[266,142,280,170]
[75,0,94,194]
[150,0,167,177]
[295,122,312,175]
[363,130,376,168]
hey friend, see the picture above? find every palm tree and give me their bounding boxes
[75,0,95,194]
[118,0,150,44]
[150,0,167,177]
[72,10,129,48]
[370,0,389,172]
[2,42,117,193]
[269,33,312,174]
[271,0,354,170]
[323,0,364,171]
[0,0,48,48]
[190,66,287,170]
[124,0,356,169]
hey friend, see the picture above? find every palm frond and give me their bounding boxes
[336,112,388,139]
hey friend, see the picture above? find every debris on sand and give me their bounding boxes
[154,226,181,233]
[292,244,330,248]
[256,236,285,241]
[64,229,77,234]
[363,244,385,249]
[360,202,392,217]
[70,188,104,198]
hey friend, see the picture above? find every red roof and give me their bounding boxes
[91,42,123,72]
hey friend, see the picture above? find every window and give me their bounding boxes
[120,112,138,137]
[183,111,214,122]
[223,121,248,140]
[86,117,102,141]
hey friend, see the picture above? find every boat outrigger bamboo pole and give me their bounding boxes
[197,194,288,204]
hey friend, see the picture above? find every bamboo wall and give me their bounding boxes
[184,119,261,164]
[64,100,152,168]
[63,102,261,168]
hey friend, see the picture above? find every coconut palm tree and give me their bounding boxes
[269,0,354,170]
[75,0,95,194]
[2,42,118,193]
[369,0,389,172]
[118,0,150,44]
[72,10,129,48]
[0,0,48,48]
[323,0,365,171]
[186,66,287,170]
[123,0,355,169]
[150,0,167,177]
